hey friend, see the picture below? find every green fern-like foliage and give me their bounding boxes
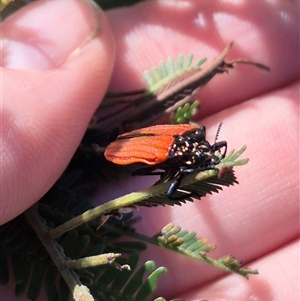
[80,255,167,301]
[144,54,207,93]
[0,206,165,301]
[155,223,257,278]
[0,161,158,301]
[170,101,200,124]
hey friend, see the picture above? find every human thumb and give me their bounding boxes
[0,0,115,224]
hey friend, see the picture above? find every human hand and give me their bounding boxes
[1,0,299,301]
[103,2,299,300]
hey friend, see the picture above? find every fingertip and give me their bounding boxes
[1,0,105,70]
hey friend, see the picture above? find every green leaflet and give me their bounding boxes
[155,223,258,278]
[135,267,167,300]
[144,54,207,93]
[171,101,200,124]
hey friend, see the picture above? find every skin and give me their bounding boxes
[0,0,299,300]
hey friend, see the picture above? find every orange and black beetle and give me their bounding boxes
[104,124,227,197]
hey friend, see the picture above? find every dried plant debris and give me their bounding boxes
[93,42,269,134]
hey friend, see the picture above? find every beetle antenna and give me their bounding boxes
[214,122,223,143]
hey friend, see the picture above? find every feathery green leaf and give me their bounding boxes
[155,223,257,278]
[144,54,207,93]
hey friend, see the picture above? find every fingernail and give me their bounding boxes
[1,0,101,70]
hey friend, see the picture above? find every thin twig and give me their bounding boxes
[24,206,95,301]
[48,161,238,239]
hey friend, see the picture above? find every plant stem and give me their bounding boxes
[24,206,95,301]
[48,168,220,239]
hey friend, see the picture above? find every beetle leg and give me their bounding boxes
[179,165,219,174]
[166,174,184,197]
[212,141,227,158]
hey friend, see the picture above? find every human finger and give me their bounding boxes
[0,0,115,224]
